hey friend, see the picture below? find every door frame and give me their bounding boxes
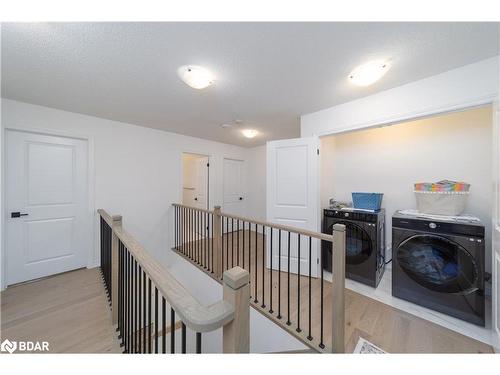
[1,125,96,290]
[180,152,211,210]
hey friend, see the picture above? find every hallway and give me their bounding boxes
[1,268,121,353]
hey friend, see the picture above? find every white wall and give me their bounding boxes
[302,56,499,138]
[1,98,302,352]
[320,106,493,270]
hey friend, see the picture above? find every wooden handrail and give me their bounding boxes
[171,203,335,243]
[97,209,235,333]
[172,203,214,215]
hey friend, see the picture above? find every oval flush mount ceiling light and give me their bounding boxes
[177,65,215,89]
[241,129,259,139]
[348,60,390,87]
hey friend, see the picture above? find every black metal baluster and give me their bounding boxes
[226,217,229,270]
[231,218,234,267]
[148,278,152,353]
[262,226,266,308]
[119,242,124,346]
[277,230,282,319]
[196,332,202,354]
[307,237,313,341]
[138,265,142,352]
[129,252,133,352]
[143,271,147,353]
[243,221,246,270]
[319,237,325,349]
[190,209,193,259]
[183,207,186,254]
[134,258,138,352]
[221,216,224,273]
[162,296,166,354]
[269,228,273,314]
[155,287,159,353]
[195,210,198,263]
[117,242,121,341]
[237,220,240,266]
[181,323,186,354]
[198,210,201,264]
[297,234,301,333]
[122,243,126,348]
[254,224,258,303]
[125,250,129,353]
[211,213,214,273]
[287,231,291,326]
[188,209,190,257]
[170,308,175,353]
[204,211,207,269]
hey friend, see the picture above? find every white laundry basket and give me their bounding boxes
[415,191,469,216]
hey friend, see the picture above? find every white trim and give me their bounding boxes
[314,97,496,138]
[1,125,96,289]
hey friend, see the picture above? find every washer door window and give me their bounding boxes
[397,234,478,294]
[335,221,372,265]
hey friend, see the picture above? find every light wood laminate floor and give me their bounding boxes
[1,267,121,353]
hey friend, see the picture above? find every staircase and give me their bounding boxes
[171,203,347,353]
[98,209,250,354]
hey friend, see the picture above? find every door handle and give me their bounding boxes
[239,197,243,200]
[11,212,29,218]
[194,197,198,201]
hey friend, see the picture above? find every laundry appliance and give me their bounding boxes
[322,208,386,287]
[392,211,485,326]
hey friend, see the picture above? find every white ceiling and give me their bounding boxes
[2,22,499,147]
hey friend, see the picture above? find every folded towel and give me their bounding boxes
[414,180,470,192]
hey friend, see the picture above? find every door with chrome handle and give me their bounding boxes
[11,212,29,218]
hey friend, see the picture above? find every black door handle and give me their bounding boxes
[11,212,29,218]
[239,197,243,200]
[194,197,198,201]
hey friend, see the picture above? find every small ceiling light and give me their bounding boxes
[241,129,259,139]
[348,60,390,87]
[177,65,215,89]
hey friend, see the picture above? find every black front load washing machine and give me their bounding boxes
[392,211,485,326]
[322,208,385,287]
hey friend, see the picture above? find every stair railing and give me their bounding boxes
[171,203,346,353]
[98,208,250,354]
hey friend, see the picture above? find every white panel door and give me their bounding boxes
[493,100,500,350]
[266,137,320,277]
[5,130,89,285]
[223,158,245,216]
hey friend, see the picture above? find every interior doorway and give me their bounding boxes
[182,153,210,210]
[5,129,90,286]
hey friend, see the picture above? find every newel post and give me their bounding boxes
[111,214,122,325]
[331,223,346,353]
[223,267,250,353]
[213,205,223,278]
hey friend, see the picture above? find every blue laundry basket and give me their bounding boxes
[352,192,383,211]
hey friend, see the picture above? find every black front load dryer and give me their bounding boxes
[322,208,385,287]
[392,211,485,326]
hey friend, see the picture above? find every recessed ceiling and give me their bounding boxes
[1,22,499,147]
